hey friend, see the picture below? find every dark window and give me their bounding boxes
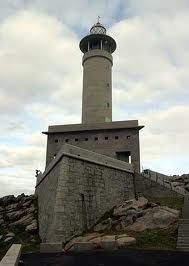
[116,151,131,163]
[95,137,98,141]
[115,136,119,140]
[55,139,58,143]
[105,137,108,140]
[53,154,56,158]
[127,136,131,139]
[107,83,109,87]
[75,138,78,142]
[107,102,110,108]
[85,138,88,141]
[65,139,69,142]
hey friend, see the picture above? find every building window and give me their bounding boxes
[95,137,98,141]
[75,138,79,142]
[127,136,131,139]
[65,139,69,142]
[107,83,109,87]
[115,136,119,140]
[107,102,110,108]
[85,138,88,141]
[55,139,58,143]
[105,137,108,140]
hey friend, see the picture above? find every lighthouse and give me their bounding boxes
[80,21,116,124]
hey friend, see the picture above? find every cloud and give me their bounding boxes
[111,13,189,110]
[0,1,189,197]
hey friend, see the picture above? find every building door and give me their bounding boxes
[116,151,131,163]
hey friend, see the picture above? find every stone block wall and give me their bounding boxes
[135,173,183,198]
[35,144,135,243]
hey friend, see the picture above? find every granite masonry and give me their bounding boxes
[36,144,135,243]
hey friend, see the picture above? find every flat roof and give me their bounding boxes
[43,120,144,134]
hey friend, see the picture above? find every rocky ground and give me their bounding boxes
[64,197,181,251]
[0,194,40,259]
[169,174,189,192]
[0,194,183,258]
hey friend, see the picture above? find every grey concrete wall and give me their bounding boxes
[45,127,141,172]
[82,49,113,124]
[36,145,135,243]
[135,173,183,198]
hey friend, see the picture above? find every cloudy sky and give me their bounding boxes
[0,0,189,197]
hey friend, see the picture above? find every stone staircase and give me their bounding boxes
[177,196,189,251]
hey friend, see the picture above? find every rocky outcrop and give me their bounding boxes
[170,174,189,192]
[64,197,180,251]
[0,194,38,243]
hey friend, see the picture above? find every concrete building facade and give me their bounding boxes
[44,22,144,173]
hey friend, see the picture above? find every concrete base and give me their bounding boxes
[0,244,22,266]
[40,243,62,253]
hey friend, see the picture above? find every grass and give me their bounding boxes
[146,197,184,210]
[129,228,178,250]
[0,225,40,260]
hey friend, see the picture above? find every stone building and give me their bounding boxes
[35,22,146,247]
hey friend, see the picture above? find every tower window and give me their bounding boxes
[75,138,79,142]
[55,139,58,143]
[115,136,119,140]
[105,137,108,140]
[85,138,88,141]
[53,154,56,158]
[95,137,98,141]
[107,83,109,87]
[65,139,69,142]
[127,136,131,139]
[107,103,110,108]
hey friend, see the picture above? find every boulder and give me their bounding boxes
[116,237,136,248]
[5,202,21,212]
[64,233,103,251]
[0,195,17,206]
[5,209,26,221]
[4,237,14,242]
[27,205,36,214]
[25,220,38,233]
[126,206,179,232]
[94,218,112,232]
[10,213,34,226]
[113,197,148,217]
[5,232,15,238]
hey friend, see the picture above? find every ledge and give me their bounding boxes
[43,120,144,134]
[36,144,134,187]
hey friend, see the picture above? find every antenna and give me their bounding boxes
[97,16,100,23]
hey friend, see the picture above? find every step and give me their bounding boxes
[177,244,189,247]
[177,240,189,244]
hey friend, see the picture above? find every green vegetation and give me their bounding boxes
[147,197,184,210]
[129,228,178,250]
[0,225,40,260]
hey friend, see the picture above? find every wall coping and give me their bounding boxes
[36,144,134,187]
[0,244,22,266]
[42,120,144,134]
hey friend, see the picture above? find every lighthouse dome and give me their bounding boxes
[90,22,106,35]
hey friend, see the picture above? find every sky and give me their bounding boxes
[0,0,189,197]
